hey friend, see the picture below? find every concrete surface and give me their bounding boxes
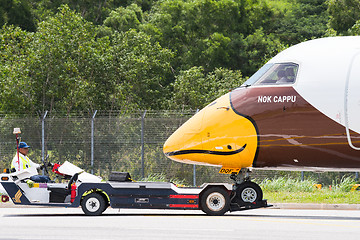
[1,207,360,240]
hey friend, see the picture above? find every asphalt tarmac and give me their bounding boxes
[0,207,360,240]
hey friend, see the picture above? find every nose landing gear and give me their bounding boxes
[229,168,270,211]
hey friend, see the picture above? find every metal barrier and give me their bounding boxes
[0,111,358,186]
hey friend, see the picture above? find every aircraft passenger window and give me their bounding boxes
[254,63,298,86]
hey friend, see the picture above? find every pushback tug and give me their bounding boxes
[1,128,268,216]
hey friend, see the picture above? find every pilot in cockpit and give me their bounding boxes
[276,70,288,83]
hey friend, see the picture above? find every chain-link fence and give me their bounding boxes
[0,111,358,186]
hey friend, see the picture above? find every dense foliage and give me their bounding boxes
[0,0,358,114]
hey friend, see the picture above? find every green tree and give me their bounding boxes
[30,0,148,25]
[273,0,329,45]
[0,25,33,113]
[327,0,360,35]
[104,4,144,32]
[27,5,105,114]
[348,20,360,35]
[106,29,174,110]
[168,67,244,110]
[0,0,339,114]
[0,6,108,114]
[240,28,284,75]
[140,0,282,77]
[0,5,176,113]
[0,0,36,31]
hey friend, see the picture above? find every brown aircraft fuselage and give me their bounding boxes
[230,86,360,170]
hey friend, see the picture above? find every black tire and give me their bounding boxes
[81,193,106,216]
[200,187,230,216]
[101,201,109,214]
[235,181,263,205]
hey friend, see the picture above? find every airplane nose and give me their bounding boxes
[163,93,258,168]
[163,108,206,165]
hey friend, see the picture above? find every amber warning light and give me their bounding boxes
[1,176,9,181]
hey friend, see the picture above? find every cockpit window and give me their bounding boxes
[241,63,298,87]
[255,63,298,85]
[241,63,273,86]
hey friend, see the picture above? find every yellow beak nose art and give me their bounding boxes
[163,93,258,169]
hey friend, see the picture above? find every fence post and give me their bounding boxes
[301,171,304,181]
[91,110,98,175]
[41,110,48,175]
[141,110,147,178]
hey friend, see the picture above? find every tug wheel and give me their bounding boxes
[81,193,106,216]
[200,187,230,216]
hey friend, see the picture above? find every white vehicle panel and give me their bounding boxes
[18,183,50,203]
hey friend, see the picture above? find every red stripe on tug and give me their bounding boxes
[169,204,199,208]
[169,195,198,199]
[169,195,199,209]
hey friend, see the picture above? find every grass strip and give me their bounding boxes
[259,176,360,204]
[264,191,360,204]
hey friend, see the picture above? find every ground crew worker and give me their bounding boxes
[11,142,50,183]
